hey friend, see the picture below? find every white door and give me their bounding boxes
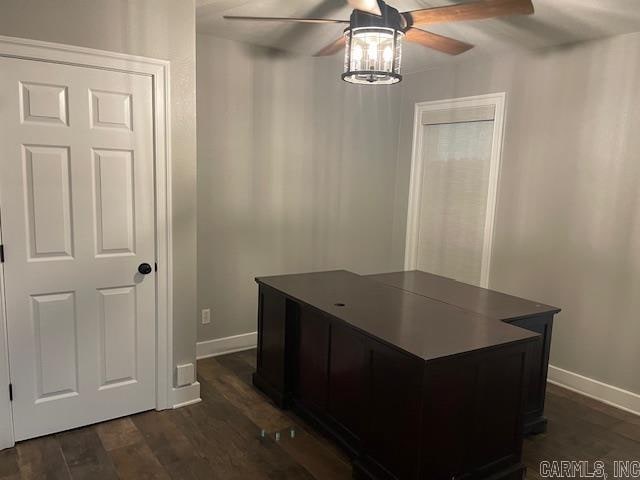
[0,56,157,440]
[406,97,504,287]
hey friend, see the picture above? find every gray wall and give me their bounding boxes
[197,34,402,341]
[394,32,640,395]
[0,0,198,382]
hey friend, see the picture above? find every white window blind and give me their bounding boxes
[421,105,495,126]
[416,119,495,285]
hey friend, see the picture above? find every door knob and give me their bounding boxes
[138,263,153,275]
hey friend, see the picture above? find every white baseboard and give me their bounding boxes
[170,381,201,409]
[196,332,257,360]
[548,365,640,417]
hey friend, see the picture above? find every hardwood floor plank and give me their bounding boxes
[15,436,71,480]
[169,408,273,480]
[233,349,257,369]
[0,449,19,478]
[160,458,217,480]
[188,363,316,479]
[273,426,351,480]
[132,410,199,464]
[108,441,171,480]
[172,391,311,480]
[545,392,624,430]
[131,410,214,480]
[598,434,640,476]
[56,427,118,480]
[197,357,292,433]
[611,416,640,443]
[215,353,254,386]
[95,417,145,452]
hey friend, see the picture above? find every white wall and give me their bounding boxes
[0,0,198,383]
[197,34,402,342]
[394,32,640,396]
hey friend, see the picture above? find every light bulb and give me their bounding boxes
[367,42,378,61]
[383,46,393,63]
[353,45,363,62]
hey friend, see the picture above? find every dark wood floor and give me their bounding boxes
[0,349,638,479]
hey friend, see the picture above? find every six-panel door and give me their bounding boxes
[0,56,157,440]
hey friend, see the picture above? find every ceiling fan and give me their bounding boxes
[224,0,534,85]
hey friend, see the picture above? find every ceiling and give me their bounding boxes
[196,0,640,73]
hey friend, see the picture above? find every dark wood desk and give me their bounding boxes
[366,271,561,435]
[253,270,541,480]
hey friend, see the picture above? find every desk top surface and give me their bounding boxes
[367,271,561,321]
[256,270,538,361]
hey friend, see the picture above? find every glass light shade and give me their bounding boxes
[343,27,403,85]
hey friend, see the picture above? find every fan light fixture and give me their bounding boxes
[342,3,405,85]
[343,27,403,84]
[223,0,536,86]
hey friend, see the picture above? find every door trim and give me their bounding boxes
[0,216,14,450]
[404,93,506,288]
[0,35,174,448]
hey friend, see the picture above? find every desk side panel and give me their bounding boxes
[421,343,529,479]
[254,285,289,405]
[365,342,424,480]
[509,313,554,433]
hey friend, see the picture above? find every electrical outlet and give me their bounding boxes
[201,308,211,325]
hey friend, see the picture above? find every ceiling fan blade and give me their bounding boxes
[405,28,474,55]
[223,15,348,24]
[405,0,534,26]
[314,36,347,56]
[346,0,382,16]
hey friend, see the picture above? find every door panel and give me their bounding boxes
[20,82,69,126]
[23,145,74,259]
[0,56,156,440]
[93,149,136,255]
[32,292,78,401]
[98,286,137,387]
[89,90,132,130]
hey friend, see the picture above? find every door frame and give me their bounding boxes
[404,93,506,288]
[0,216,14,450]
[0,35,174,448]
